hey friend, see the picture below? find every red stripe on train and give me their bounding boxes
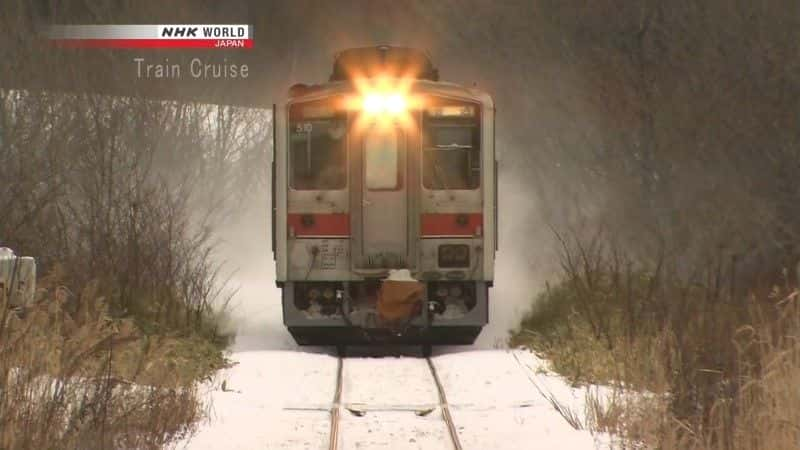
[421,213,482,237]
[288,213,350,237]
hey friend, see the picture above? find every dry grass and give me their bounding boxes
[512,234,800,449]
[669,290,800,450]
[592,289,800,450]
[0,281,223,449]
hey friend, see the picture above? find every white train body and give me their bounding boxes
[272,47,496,345]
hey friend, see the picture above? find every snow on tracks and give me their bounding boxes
[337,356,451,449]
[342,356,438,409]
[184,349,599,449]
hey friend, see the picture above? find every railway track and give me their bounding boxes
[327,354,463,450]
[328,356,344,450]
[427,356,463,450]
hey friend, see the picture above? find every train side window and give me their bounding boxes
[290,117,347,190]
[364,127,402,190]
[423,123,480,190]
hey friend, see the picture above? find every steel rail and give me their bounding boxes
[329,356,344,450]
[426,357,463,450]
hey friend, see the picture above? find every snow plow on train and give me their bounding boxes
[271,46,497,350]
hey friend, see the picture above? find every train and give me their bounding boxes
[271,46,496,352]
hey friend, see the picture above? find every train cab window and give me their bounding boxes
[364,127,402,190]
[423,104,480,190]
[289,104,347,190]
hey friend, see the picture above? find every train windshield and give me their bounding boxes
[289,101,347,190]
[422,103,481,190]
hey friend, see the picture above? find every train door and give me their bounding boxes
[351,122,411,270]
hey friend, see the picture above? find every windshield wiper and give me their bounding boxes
[433,160,449,190]
[435,143,472,149]
[305,130,312,172]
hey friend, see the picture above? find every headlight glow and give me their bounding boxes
[360,92,408,115]
[385,94,406,114]
[363,94,385,114]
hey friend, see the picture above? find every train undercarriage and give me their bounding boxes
[282,279,488,347]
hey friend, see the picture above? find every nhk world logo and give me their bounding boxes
[46,24,253,49]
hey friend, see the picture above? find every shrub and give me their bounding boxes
[0,89,268,343]
[512,231,800,448]
[0,284,208,449]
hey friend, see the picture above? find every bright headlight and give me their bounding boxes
[361,93,407,115]
[385,94,406,113]
[363,94,385,114]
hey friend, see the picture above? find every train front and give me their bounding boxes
[273,46,496,348]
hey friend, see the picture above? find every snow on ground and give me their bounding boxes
[435,351,601,450]
[182,343,607,449]
[183,351,337,449]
